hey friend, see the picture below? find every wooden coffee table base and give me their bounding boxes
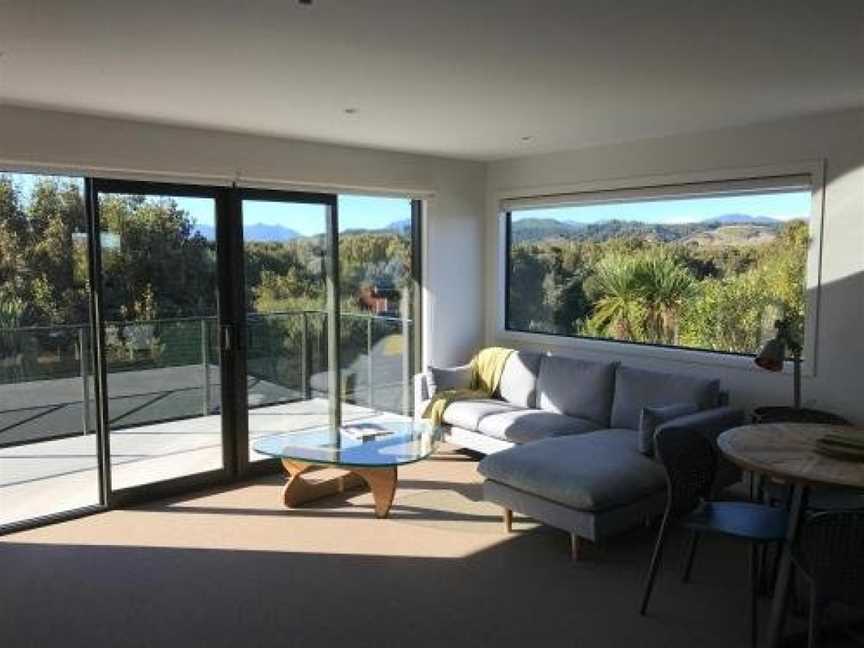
[280,459,397,518]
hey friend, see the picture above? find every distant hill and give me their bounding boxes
[336,219,412,237]
[244,223,301,242]
[680,225,778,247]
[702,213,780,226]
[511,213,788,245]
[511,217,695,243]
[194,223,301,242]
[510,218,584,241]
[196,220,411,241]
[387,219,411,234]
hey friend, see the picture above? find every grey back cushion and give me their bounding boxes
[425,363,473,398]
[537,355,617,425]
[497,351,543,408]
[611,365,720,430]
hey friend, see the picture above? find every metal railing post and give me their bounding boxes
[266,314,277,381]
[79,326,91,435]
[366,316,374,410]
[301,312,311,400]
[201,318,211,416]
[401,312,411,417]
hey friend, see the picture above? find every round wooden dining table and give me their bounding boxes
[718,423,864,648]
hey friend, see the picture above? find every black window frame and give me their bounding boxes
[503,181,815,360]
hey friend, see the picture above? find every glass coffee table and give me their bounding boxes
[253,420,441,518]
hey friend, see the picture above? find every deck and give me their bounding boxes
[0,369,403,527]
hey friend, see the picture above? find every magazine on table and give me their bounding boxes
[340,423,395,441]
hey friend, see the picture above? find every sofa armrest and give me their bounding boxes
[414,372,430,419]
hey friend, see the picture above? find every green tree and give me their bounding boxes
[26,178,87,324]
[679,220,808,354]
[585,249,695,344]
[679,271,773,353]
[759,221,809,342]
[253,268,323,313]
[0,175,89,327]
[99,195,216,321]
[508,244,552,331]
[339,232,411,315]
[635,251,695,345]
[586,253,645,341]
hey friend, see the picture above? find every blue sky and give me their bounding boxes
[513,190,810,224]
[229,194,411,236]
[176,194,411,237]
[8,172,807,231]
[6,173,410,237]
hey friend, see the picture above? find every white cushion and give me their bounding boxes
[442,399,520,431]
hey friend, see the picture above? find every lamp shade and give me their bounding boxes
[755,337,786,372]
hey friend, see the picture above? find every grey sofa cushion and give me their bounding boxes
[478,429,666,512]
[610,366,720,430]
[537,355,617,425]
[425,363,473,397]
[441,399,520,431]
[638,402,698,456]
[478,409,601,444]
[498,351,543,408]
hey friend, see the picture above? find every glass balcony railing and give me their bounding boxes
[0,311,413,450]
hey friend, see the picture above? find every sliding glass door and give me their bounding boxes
[0,173,422,531]
[337,195,419,420]
[237,191,339,463]
[237,191,422,468]
[93,181,229,493]
[0,172,100,527]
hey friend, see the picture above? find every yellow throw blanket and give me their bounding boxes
[422,347,515,428]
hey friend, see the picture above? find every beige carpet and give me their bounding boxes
[391,481,537,535]
[0,445,849,648]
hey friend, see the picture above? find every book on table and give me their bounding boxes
[341,423,395,442]
[815,430,864,461]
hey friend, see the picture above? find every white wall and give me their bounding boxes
[0,105,487,367]
[486,109,864,423]
[4,105,862,420]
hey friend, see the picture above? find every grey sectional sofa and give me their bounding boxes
[414,351,743,557]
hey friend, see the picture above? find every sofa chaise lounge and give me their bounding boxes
[414,351,743,558]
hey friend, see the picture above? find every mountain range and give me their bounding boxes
[193,223,301,242]
[510,213,789,246]
[702,213,779,226]
[340,219,411,236]
[194,219,410,241]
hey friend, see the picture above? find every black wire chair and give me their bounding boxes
[639,427,788,648]
[791,510,864,648]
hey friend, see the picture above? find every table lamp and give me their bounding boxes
[755,318,802,409]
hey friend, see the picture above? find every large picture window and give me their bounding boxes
[505,177,814,357]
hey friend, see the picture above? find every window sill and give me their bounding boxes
[496,328,814,378]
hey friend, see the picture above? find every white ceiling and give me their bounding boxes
[0,0,862,160]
